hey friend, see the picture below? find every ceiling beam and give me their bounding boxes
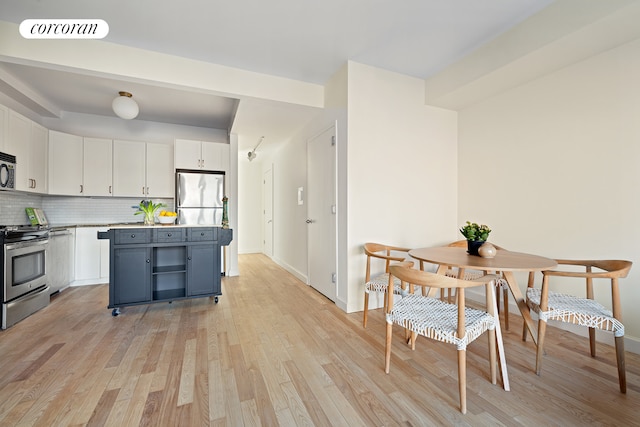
[424,0,640,110]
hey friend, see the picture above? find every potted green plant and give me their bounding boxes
[459,221,491,255]
[134,200,166,226]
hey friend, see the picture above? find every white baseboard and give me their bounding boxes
[271,256,308,284]
[70,279,106,287]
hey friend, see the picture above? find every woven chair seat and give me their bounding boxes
[526,288,624,337]
[386,293,496,350]
[365,273,407,296]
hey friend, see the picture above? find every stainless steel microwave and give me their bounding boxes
[0,152,16,191]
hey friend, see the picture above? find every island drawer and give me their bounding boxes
[114,229,151,245]
[154,228,185,243]
[188,228,217,242]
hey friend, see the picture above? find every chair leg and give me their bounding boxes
[488,329,497,385]
[458,349,467,414]
[535,319,548,376]
[384,321,393,374]
[589,327,596,357]
[363,291,369,328]
[503,287,509,330]
[614,336,626,393]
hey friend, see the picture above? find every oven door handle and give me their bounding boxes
[5,239,49,251]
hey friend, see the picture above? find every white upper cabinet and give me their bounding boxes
[174,139,201,170]
[175,139,229,171]
[7,110,30,191]
[83,137,113,196]
[146,143,174,198]
[30,122,48,193]
[113,139,146,197]
[113,140,174,198]
[0,104,7,152]
[6,110,48,193]
[48,130,83,195]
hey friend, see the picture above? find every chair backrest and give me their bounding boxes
[363,242,411,281]
[545,259,632,279]
[388,264,498,337]
[541,259,632,319]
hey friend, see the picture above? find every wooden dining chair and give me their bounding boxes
[362,242,412,328]
[524,259,632,392]
[442,240,512,329]
[384,263,505,414]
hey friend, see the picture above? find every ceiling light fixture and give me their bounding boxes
[247,136,264,162]
[112,91,139,119]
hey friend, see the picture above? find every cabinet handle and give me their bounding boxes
[109,185,112,194]
[201,232,205,236]
[131,234,135,238]
[188,256,192,261]
[80,184,83,193]
[34,179,36,188]
[146,187,149,195]
[146,259,150,263]
[167,233,172,237]
[142,186,145,195]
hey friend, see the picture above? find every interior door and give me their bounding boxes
[307,126,336,301]
[263,167,273,257]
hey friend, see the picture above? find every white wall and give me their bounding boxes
[267,132,310,282]
[237,156,263,253]
[346,62,458,313]
[458,38,640,347]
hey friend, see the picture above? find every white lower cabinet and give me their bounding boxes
[74,226,109,286]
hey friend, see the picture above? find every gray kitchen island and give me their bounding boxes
[98,225,232,316]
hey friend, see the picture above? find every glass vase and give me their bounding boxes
[143,212,155,226]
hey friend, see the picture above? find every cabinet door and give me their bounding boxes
[187,244,219,296]
[113,139,146,197]
[174,139,202,170]
[75,227,106,283]
[201,141,227,171]
[146,143,174,197]
[7,110,31,191]
[29,122,48,193]
[0,104,8,153]
[49,130,83,195]
[113,247,151,304]
[83,137,113,196]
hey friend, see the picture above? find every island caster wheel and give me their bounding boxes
[112,308,120,317]
[214,296,219,303]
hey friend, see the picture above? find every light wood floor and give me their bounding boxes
[1,253,638,426]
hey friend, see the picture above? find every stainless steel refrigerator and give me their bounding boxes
[176,170,225,225]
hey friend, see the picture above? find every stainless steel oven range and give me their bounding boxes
[1,225,50,329]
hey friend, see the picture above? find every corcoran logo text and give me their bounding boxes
[19,19,109,39]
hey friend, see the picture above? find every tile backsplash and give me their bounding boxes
[0,191,174,225]
[0,192,44,225]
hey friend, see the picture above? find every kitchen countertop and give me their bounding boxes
[106,223,225,229]
[49,223,225,229]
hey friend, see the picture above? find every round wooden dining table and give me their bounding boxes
[409,246,557,345]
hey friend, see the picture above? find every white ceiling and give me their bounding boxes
[0,0,557,151]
